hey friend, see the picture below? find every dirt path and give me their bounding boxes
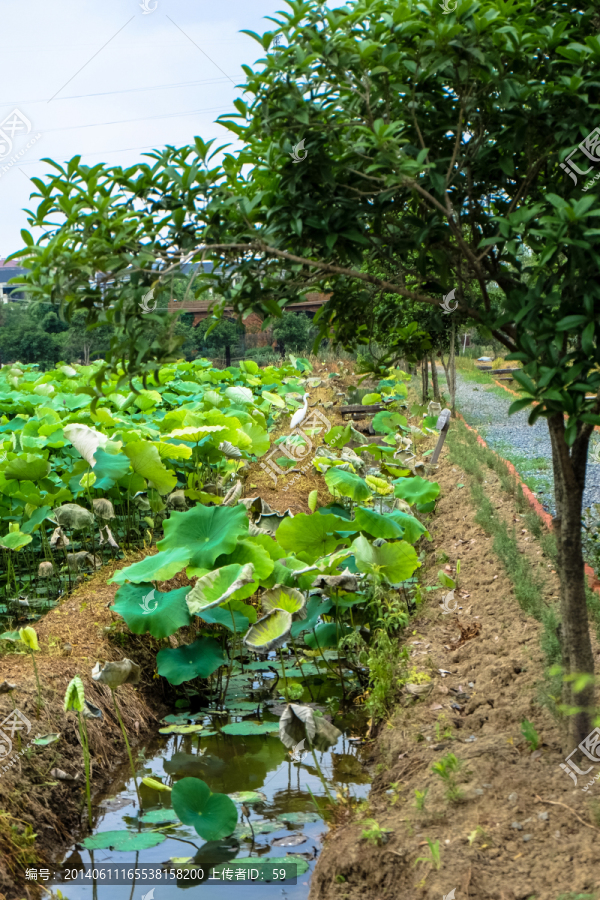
[309,418,600,900]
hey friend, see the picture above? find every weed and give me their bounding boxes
[0,811,39,873]
[365,636,410,722]
[360,818,393,846]
[432,753,466,803]
[434,713,453,743]
[386,782,402,806]
[437,551,449,565]
[413,837,441,871]
[467,824,490,847]
[414,788,428,810]
[520,719,541,751]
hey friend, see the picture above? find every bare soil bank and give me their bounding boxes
[309,437,600,900]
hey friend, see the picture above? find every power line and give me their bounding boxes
[0,76,235,107]
[40,105,230,135]
[48,17,136,103]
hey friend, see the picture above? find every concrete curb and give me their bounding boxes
[454,412,600,599]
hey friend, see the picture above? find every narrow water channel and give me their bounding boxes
[49,678,370,899]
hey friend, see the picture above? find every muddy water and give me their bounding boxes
[48,683,370,899]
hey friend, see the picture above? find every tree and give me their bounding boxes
[271,311,311,353]
[11,0,600,748]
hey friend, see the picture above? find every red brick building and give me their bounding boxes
[168,292,331,348]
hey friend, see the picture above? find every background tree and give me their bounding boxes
[271,310,311,354]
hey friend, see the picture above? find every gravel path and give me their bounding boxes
[453,372,600,519]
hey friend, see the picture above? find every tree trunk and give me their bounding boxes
[430,351,440,402]
[421,356,429,404]
[441,320,457,415]
[547,412,595,750]
[225,344,231,367]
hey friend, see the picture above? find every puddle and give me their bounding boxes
[48,681,370,899]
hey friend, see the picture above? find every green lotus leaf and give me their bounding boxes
[139,809,179,824]
[21,505,53,534]
[356,443,396,461]
[199,410,252,448]
[112,583,192,638]
[92,447,131,489]
[221,721,280,735]
[171,777,238,841]
[361,392,382,405]
[186,564,255,616]
[109,546,192,585]
[291,594,333,639]
[322,424,353,448]
[354,508,404,539]
[134,389,162,411]
[393,476,440,506]
[277,514,351,563]
[387,510,430,544]
[223,385,253,405]
[304,621,352,650]
[261,585,306,619]
[124,441,177,495]
[276,811,320,826]
[351,535,420,583]
[198,604,250,632]
[324,468,372,502]
[169,425,227,443]
[59,365,78,378]
[250,533,287,560]
[0,530,32,551]
[159,503,249,570]
[157,637,225,685]
[244,608,293,652]
[215,539,274,591]
[81,830,166,851]
[262,391,286,408]
[158,724,205,734]
[155,441,193,461]
[4,455,51,481]
[241,423,270,457]
[372,411,408,434]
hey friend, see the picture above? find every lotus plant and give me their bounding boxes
[64,675,94,828]
[18,627,41,714]
[92,659,142,806]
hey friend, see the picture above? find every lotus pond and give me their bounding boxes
[0,355,319,620]
[49,672,370,899]
[0,355,442,898]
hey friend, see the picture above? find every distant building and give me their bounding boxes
[0,259,27,301]
[169,262,331,347]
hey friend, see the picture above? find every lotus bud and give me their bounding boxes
[18,626,39,652]
[142,776,172,792]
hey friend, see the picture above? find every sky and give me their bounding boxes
[0,0,291,258]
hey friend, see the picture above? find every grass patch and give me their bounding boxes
[446,420,562,714]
